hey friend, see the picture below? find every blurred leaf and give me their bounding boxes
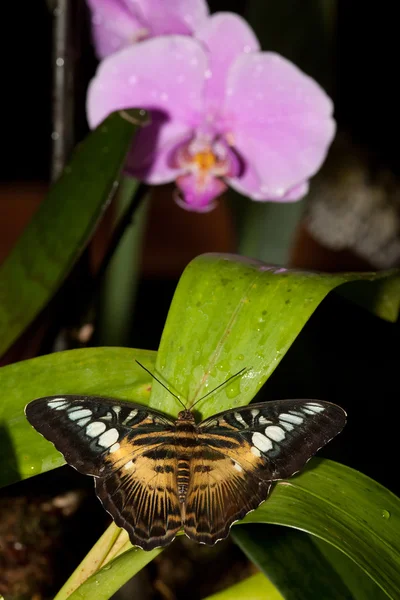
[0,109,148,357]
[151,253,400,418]
[97,181,150,346]
[339,272,400,322]
[231,194,305,267]
[0,347,155,487]
[233,526,384,599]
[205,573,283,600]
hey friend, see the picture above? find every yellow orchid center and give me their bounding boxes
[193,149,217,172]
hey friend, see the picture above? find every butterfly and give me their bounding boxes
[25,368,346,551]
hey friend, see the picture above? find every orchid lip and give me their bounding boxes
[170,134,243,210]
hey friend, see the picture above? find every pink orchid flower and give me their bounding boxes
[86,0,209,58]
[87,13,336,212]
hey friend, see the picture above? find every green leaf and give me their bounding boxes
[233,526,378,599]
[205,573,283,600]
[64,544,161,600]
[241,459,400,599]
[0,347,156,487]
[232,197,305,267]
[0,109,148,357]
[312,537,388,600]
[151,253,399,418]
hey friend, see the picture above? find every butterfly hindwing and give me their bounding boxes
[184,443,271,545]
[96,442,182,550]
[199,399,347,480]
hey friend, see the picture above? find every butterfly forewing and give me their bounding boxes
[25,395,175,476]
[199,399,347,480]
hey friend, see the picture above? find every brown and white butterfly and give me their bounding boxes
[25,385,346,551]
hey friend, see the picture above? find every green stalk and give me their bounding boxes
[97,177,149,346]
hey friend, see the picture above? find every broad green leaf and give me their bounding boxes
[151,253,399,417]
[241,459,399,599]
[233,526,382,599]
[205,573,283,600]
[0,109,148,357]
[0,347,155,486]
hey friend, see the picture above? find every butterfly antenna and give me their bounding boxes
[135,360,187,410]
[189,367,248,410]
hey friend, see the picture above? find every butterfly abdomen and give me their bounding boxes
[175,417,198,503]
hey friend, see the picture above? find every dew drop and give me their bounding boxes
[381,509,391,519]
[226,380,241,399]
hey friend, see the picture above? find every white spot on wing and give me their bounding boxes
[303,408,318,415]
[259,415,272,425]
[86,421,107,438]
[48,398,68,409]
[305,403,325,413]
[124,409,138,424]
[68,409,92,421]
[234,412,247,427]
[252,432,273,452]
[98,428,119,448]
[124,459,134,470]
[251,409,259,418]
[112,406,122,416]
[280,420,294,432]
[77,417,91,427]
[233,461,243,472]
[280,412,303,425]
[265,425,285,442]
[110,442,120,453]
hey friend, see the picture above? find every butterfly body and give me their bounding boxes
[25,395,346,550]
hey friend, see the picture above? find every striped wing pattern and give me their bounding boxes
[25,396,346,550]
[25,395,181,549]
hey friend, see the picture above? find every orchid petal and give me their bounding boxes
[228,161,310,203]
[86,0,145,59]
[87,36,208,129]
[135,0,209,37]
[175,172,227,212]
[87,0,209,59]
[196,12,260,110]
[225,52,335,198]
